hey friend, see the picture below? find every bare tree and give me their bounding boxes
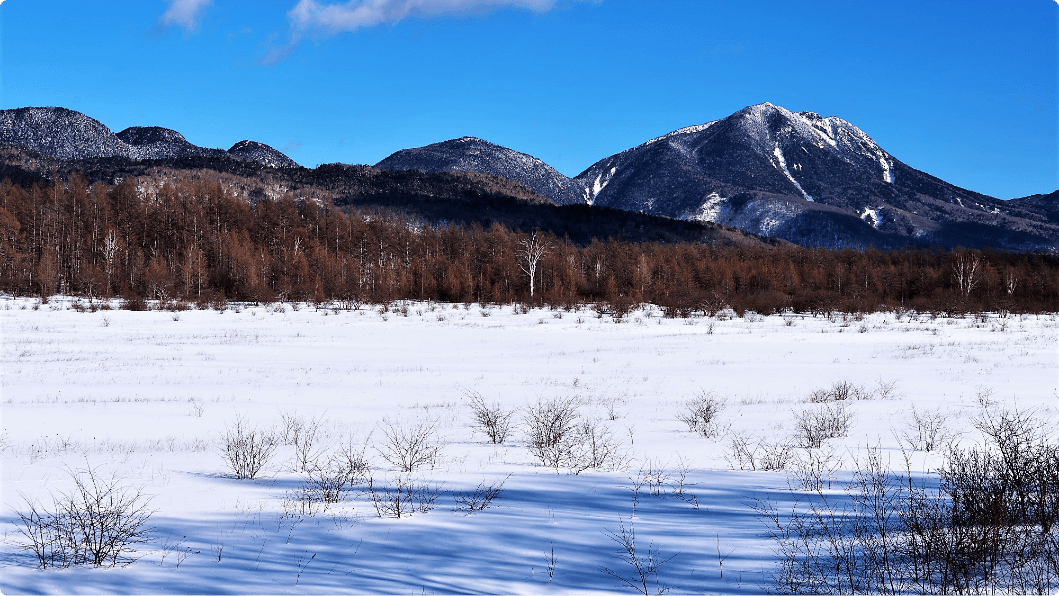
[517,232,549,297]
[953,252,982,298]
[101,230,119,297]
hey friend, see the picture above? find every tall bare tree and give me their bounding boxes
[518,232,549,297]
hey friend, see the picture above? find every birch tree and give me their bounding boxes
[518,232,548,297]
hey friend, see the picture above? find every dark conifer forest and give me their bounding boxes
[1,175,1056,314]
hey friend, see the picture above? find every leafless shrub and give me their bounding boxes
[790,446,841,492]
[670,457,698,508]
[465,390,514,445]
[568,418,624,474]
[758,407,1059,595]
[726,432,795,471]
[16,466,152,569]
[759,440,797,471]
[599,518,675,595]
[901,406,954,452]
[793,403,852,449]
[726,431,758,471]
[279,410,329,471]
[376,417,443,473]
[283,485,329,518]
[304,449,370,506]
[677,391,727,438]
[807,380,869,403]
[524,396,582,472]
[524,397,622,473]
[367,474,442,518]
[873,379,899,400]
[453,475,510,514]
[220,415,278,479]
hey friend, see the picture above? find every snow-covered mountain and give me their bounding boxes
[375,136,579,205]
[572,102,1057,249]
[226,140,298,169]
[0,107,297,168]
[371,103,1056,250]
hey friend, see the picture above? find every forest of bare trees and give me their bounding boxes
[0,175,1057,314]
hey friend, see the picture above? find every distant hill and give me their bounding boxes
[0,107,297,168]
[0,142,777,248]
[376,136,581,205]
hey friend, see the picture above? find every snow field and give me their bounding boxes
[1,297,1057,594]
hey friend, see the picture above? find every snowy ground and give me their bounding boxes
[1,296,1056,594]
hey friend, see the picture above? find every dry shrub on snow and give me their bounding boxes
[16,465,152,569]
[465,390,515,445]
[677,391,727,438]
[793,403,852,449]
[758,406,1059,595]
[524,396,623,474]
[220,415,278,480]
[376,417,443,473]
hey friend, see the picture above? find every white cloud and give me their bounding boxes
[287,0,557,36]
[160,0,213,32]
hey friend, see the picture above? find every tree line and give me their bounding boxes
[0,175,1057,314]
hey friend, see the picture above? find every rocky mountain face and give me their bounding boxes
[375,136,579,205]
[574,103,1057,250]
[0,107,297,168]
[373,103,1058,251]
[1008,190,1059,226]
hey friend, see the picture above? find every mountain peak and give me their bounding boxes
[116,126,190,146]
[227,140,298,169]
[376,137,577,204]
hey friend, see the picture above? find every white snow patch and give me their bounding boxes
[773,144,813,202]
[692,192,727,222]
[643,120,718,146]
[880,157,893,184]
[860,207,880,228]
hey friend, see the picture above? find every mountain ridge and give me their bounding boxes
[0,107,297,168]
[376,103,1058,251]
[2,103,1055,251]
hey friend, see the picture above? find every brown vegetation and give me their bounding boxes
[1,176,1057,314]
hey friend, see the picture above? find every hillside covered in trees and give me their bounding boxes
[0,174,1057,314]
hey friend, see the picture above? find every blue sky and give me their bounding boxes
[1,0,1056,199]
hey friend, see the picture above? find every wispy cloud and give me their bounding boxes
[287,0,557,36]
[160,0,213,33]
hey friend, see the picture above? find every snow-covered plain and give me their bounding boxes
[1,296,1056,594]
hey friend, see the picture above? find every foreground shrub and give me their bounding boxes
[220,415,278,479]
[677,391,727,438]
[758,406,1059,594]
[16,466,152,569]
[524,397,623,474]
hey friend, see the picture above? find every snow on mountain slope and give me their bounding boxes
[0,107,298,168]
[375,137,577,205]
[227,140,298,169]
[571,103,1058,250]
